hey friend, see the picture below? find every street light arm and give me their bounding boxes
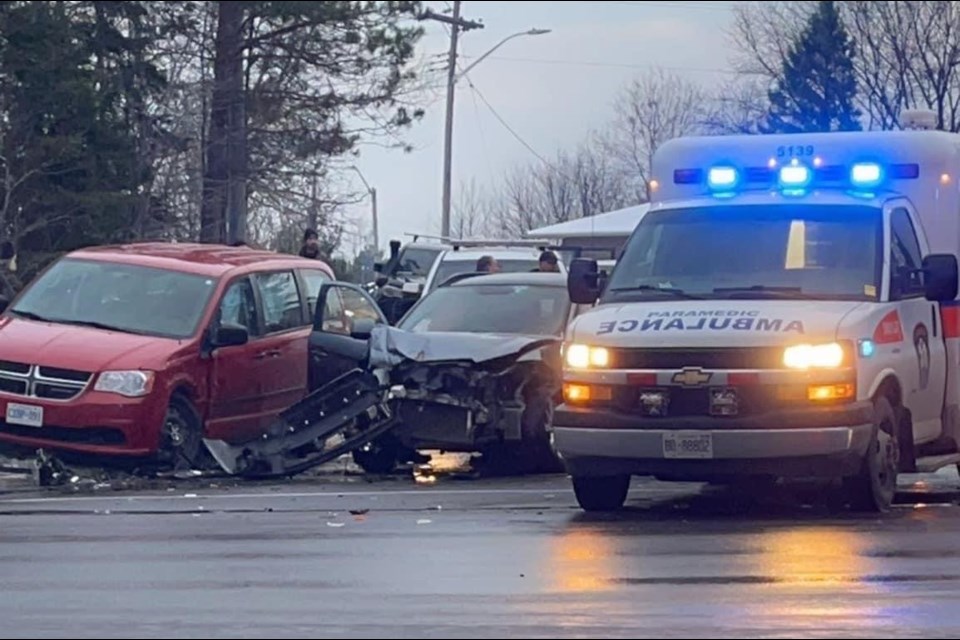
[348,165,373,193]
[455,28,551,82]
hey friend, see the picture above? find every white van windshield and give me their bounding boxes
[605,204,883,302]
[9,258,217,338]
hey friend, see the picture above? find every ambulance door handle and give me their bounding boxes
[932,306,939,338]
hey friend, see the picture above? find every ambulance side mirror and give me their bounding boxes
[568,258,602,304]
[923,254,958,302]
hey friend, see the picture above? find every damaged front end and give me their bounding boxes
[203,325,560,478]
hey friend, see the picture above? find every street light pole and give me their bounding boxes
[349,165,378,251]
[369,186,378,251]
[439,25,551,238]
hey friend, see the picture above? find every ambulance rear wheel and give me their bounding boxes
[843,396,899,513]
[572,475,630,512]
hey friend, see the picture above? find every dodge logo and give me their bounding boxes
[671,367,713,387]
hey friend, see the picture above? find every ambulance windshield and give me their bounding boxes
[606,204,882,302]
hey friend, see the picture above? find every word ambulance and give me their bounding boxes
[554,119,960,513]
[597,312,806,335]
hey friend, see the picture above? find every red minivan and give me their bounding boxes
[0,242,335,469]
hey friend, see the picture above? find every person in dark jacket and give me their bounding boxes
[299,229,321,259]
[534,250,560,273]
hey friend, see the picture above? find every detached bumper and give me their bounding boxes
[551,401,875,480]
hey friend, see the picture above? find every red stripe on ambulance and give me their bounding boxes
[942,305,960,339]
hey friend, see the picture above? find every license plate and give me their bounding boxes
[6,402,43,428]
[663,431,713,459]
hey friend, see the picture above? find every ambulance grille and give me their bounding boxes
[609,347,785,370]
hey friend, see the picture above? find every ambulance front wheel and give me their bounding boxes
[842,396,899,513]
[572,475,631,512]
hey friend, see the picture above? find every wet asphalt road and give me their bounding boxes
[3,472,960,639]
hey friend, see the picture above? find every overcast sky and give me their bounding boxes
[338,0,739,254]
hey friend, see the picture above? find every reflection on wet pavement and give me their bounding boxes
[3,471,960,637]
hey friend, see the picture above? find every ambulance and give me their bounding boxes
[553,119,960,513]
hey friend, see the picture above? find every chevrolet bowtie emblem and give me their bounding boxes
[672,367,713,387]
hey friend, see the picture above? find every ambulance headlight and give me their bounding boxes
[565,344,610,369]
[851,162,883,188]
[707,166,738,190]
[778,164,812,188]
[783,342,846,369]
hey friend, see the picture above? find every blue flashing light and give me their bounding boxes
[851,162,883,188]
[707,166,738,190]
[779,164,812,187]
[859,339,875,358]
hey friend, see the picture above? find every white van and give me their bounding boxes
[552,127,960,513]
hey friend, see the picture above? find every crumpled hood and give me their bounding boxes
[569,300,866,348]
[369,325,557,369]
[0,316,187,372]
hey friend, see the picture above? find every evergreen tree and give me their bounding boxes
[765,1,861,133]
[0,0,166,272]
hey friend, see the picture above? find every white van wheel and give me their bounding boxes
[843,396,899,513]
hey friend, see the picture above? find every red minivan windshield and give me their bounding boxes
[8,258,217,339]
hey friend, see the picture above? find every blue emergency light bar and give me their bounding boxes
[707,166,738,189]
[778,163,812,187]
[851,162,883,188]
[673,161,920,194]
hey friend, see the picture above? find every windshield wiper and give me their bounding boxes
[9,309,52,322]
[610,284,703,299]
[713,285,814,299]
[60,319,147,335]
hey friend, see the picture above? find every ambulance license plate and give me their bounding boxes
[663,431,713,459]
[6,402,43,428]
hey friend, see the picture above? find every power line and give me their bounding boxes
[458,54,738,75]
[599,0,734,12]
[462,75,549,165]
[462,63,493,178]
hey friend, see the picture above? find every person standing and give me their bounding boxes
[534,250,560,273]
[476,255,500,273]
[299,229,322,259]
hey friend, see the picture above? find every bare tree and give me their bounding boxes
[598,69,708,202]
[843,1,960,131]
[702,77,769,134]
[729,0,960,132]
[494,141,634,237]
[729,1,815,80]
[451,178,494,239]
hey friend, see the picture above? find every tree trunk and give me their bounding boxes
[201,1,245,244]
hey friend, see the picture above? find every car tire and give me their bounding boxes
[352,436,401,474]
[160,395,211,472]
[842,396,899,513]
[572,475,631,512]
[519,387,563,474]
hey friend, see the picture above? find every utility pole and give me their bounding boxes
[349,165,378,251]
[370,186,379,251]
[421,2,483,238]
